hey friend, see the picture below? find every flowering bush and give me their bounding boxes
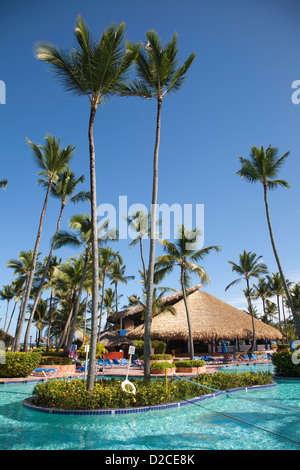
[32,371,273,410]
[0,352,41,378]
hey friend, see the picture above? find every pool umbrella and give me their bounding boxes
[221,341,228,354]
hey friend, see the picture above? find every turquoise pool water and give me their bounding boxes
[0,372,299,450]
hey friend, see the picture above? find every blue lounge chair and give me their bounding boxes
[132,359,143,369]
[205,356,213,362]
[33,368,58,377]
[193,356,199,360]
[112,358,122,366]
[98,359,105,366]
[251,354,258,361]
[104,359,113,367]
[243,354,250,361]
[267,353,272,360]
[120,358,129,366]
[261,354,268,360]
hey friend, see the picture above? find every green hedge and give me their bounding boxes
[134,340,167,357]
[39,356,73,366]
[32,371,273,410]
[173,360,205,368]
[150,354,172,361]
[150,361,176,371]
[0,352,41,378]
[271,350,300,377]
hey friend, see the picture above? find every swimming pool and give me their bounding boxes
[0,374,299,450]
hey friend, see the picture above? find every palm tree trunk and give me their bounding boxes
[83,292,89,343]
[3,300,10,332]
[276,294,282,333]
[144,98,162,380]
[263,184,300,338]
[65,252,89,355]
[56,292,76,352]
[97,273,106,341]
[6,300,17,334]
[24,200,66,351]
[46,289,54,352]
[181,266,194,359]
[14,180,52,351]
[87,103,99,391]
[139,237,147,289]
[246,277,256,352]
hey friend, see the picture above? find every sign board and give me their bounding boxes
[128,346,135,355]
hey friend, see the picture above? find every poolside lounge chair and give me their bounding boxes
[132,359,143,369]
[120,358,129,366]
[243,354,250,361]
[33,368,58,377]
[98,359,105,367]
[112,358,122,366]
[104,359,113,367]
[267,353,272,360]
[261,354,268,361]
[251,354,258,361]
[193,356,199,360]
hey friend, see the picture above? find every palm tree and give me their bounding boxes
[0,179,8,189]
[5,279,23,334]
[118,31,195,378]
[156,225,220,359]
[109,261,134,330]
[237,145,300,338]
[23,168,88,350]
[98,247,122,339]
[253,277,271,319]
[14,135,74,351]
[0,285,14,332]
[126,210,150,287]
[128,287,177,321]
[35,15,139,390]
[225,250,268,351]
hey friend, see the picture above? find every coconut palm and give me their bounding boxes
[109,261,134,330]
[237,145,300,338]
[5,279,23,334]
[225,250,268,351]
[13,135,74,351]
[0,179,8,189]
[253,277,271,319]
[35,15,139,390]
[23,169,88,350]
[118,31,195,378]
[0,285,15,332]
[156,225,220,359]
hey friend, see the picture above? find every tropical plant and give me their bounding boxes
[13,135,74,351]
[156,225,220,359]
[35,15,139,390]
[237,144,300,338]
[0,285,15,332]
[23,168,88,350]
[118,31,195,378]
[109,261,134,330]
[0,179,8,189]
[252,277,271,319]
[225,250,268,351]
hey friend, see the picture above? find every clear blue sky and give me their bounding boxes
[1,0,300,339]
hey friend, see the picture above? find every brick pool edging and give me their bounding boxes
[22,382,277,416]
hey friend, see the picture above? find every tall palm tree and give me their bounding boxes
[118,31,195,378]
[127,210,150,287]
[5,279,23,334]
[156,225,220,359]
[237,145,300,338]
[109,261,134,330]
[0,179,8,189]
[35,15,139,390]
[23,168,88,350]
[225,250,268,351]
[0,285,14,332]
[253,277,271,319]
[14,135,74,351]
[98,247,122,339]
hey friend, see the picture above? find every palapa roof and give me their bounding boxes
[107,284,202,324]
[98,330,136,348]
[126,290,283,342]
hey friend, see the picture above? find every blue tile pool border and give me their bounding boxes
[22,382,277,416]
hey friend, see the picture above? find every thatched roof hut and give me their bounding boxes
[126,290,283,342]
[107,284,203,325]
[98,330,136,349]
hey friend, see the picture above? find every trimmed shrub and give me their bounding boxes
[39,356,73,366]
[150,354,172,361]
[32,371,274,410]
[271,350,300,377]
[0,352,41,378]
[150,361,176,371]
[174,359,205,369]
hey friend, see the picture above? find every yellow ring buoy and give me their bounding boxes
[121,379,136,394]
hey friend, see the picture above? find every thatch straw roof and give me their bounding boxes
[107,284,202,324]
[98,330,136,348]
[126,290,283,341]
